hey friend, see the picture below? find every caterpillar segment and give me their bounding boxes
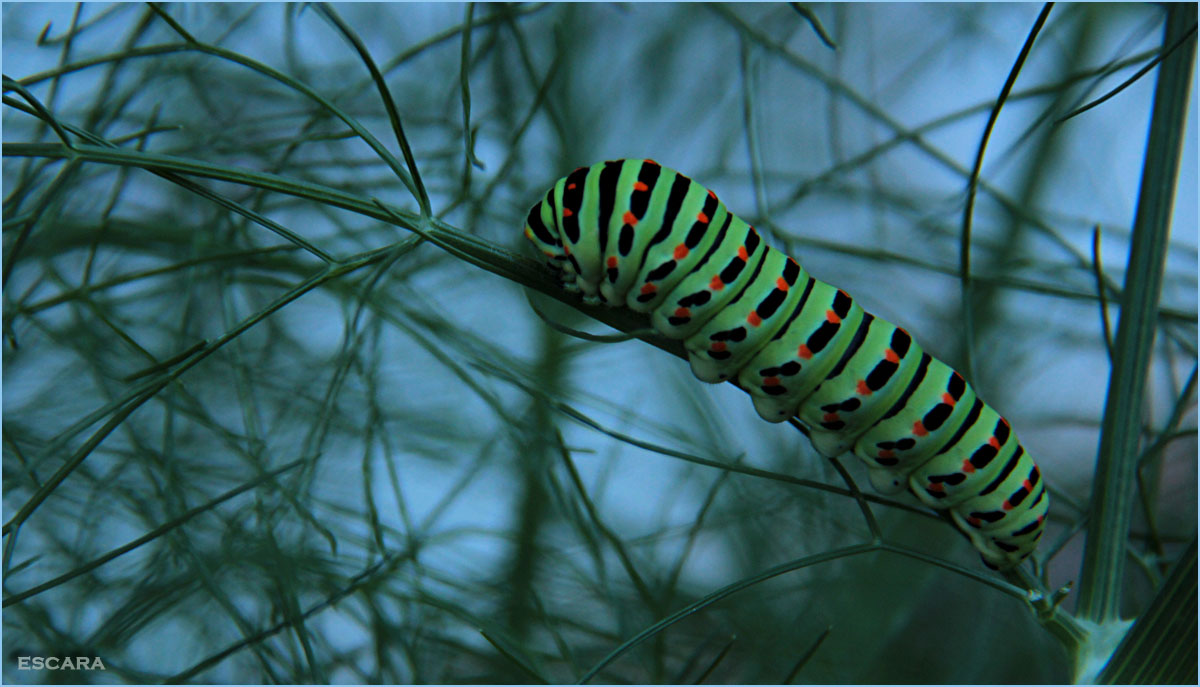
[523,158,1047,570]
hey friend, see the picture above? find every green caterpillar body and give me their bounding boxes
[523,158,1048,570]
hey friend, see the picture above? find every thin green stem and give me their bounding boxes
[1077,2,1196,623]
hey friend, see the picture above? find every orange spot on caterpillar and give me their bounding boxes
[856,379,871,395]
[707,189,716,199]
[563,208,574,218]
[823,412,839,423]
[878,449,895,459]
[1023,479,1033,491]
[567,183,577,190]
[674,307,691,318]
[967,516,982,527]
[885,349,899,363]
[837,289,849,298]
[961,459,975,474]
[941,393,955,405]
[747,311,762,327]
[989,436,1001,449]
[710,341,727,352]
[763,376,780,386]
[710,275,725,290]
[775,277,788,291]
[644,158,659,165]
[697,211,709,223]
[1000,417,1011,429]
[640,283,657,295]
[634,181,649,192]
[737,246,749,260]
[563,245,571,255]
[912,421,928,437]
[825,310,841,324]
[607,256,618,268]
[674,244,689,260]
[927,482,945,492]
[1002,500,1013,511]
[623,211,637,226]
[797,344,813,359]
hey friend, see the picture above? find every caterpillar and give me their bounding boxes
[522,158,1048,570]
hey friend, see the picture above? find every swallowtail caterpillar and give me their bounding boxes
[523,158,1048,570]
